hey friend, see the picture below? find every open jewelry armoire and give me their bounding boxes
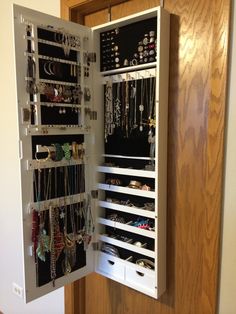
[13,4,169,303]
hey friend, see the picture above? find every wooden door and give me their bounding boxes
[61,0,230,313]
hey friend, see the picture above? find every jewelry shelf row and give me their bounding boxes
[25,125,90,136]
[102,62,157,76]
[40,102,83,108]
[99,200,156,219]
[29,192,86,213]
[97,166,155,178]
[25,52,80,66]
[102,154,156,161]
[98,234,155,259]
[25,36,81,53]
[98,183,156,198]
[97,217,155,239]
[102,67,156,84]
[25,77,79,87]
[26,158,86,171]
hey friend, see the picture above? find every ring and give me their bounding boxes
[131,59,138,66]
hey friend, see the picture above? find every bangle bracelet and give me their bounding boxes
[35,145,50,162]
[136,258,155,270]
[72,141,79,160]
[53,143,64,161]
[128,180,141,189]
[62,143,71,160]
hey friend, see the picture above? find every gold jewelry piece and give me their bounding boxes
[136,258,155,270]
[128,180,142,189]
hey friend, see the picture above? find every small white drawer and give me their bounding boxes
[125,265,156,291]
[96,252,125,280]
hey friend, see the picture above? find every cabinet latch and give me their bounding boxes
[91,190,98,199]
[88,52,96,63]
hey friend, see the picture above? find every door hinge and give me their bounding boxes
[90,111,97,120]
[91,190,98,199]
[85,108,97,120]
[88,52,96,63]
[92,242,99,251]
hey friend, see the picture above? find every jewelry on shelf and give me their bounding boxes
[128,180,142,189]
[136,258,155,270]
[101,243,119,257]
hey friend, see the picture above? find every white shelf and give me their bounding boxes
[102,154,155,161]
[29,192,85,212]
[99,200,156,219]
[101,62,157,76]
[98,234,155,258]
[98,217,156,239]
[97,166,155,178]
[27,158,85,170]
[98,183,156,199]
[26,125,90,136]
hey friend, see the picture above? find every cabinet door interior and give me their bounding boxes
[13,4,95,303]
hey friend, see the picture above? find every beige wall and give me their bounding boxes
[0,1,64,313]
[219,3,236,314]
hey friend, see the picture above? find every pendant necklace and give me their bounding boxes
[149,77,156,127]
[125,80,129,137]
[139,78,145,131]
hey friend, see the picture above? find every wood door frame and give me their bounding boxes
[61,1,231,313]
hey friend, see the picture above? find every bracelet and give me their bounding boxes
[72,141,79,160]
[53,143,64,161]
[35,145,50,162]
[62,143,71,160]
[136,258,155,270]
[106,178,122,186]
[128,180,141,189]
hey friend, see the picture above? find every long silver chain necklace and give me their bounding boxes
[114,82,121,127]
[104,80,114,142]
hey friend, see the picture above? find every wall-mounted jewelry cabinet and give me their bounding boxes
[13,4,169,303]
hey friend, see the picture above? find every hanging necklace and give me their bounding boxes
[139,78,145,131]
[114,82,121,128]
[125,80,129,137]
[132,80,138,129]
[104,80,114,142]
[149,77,156,127]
